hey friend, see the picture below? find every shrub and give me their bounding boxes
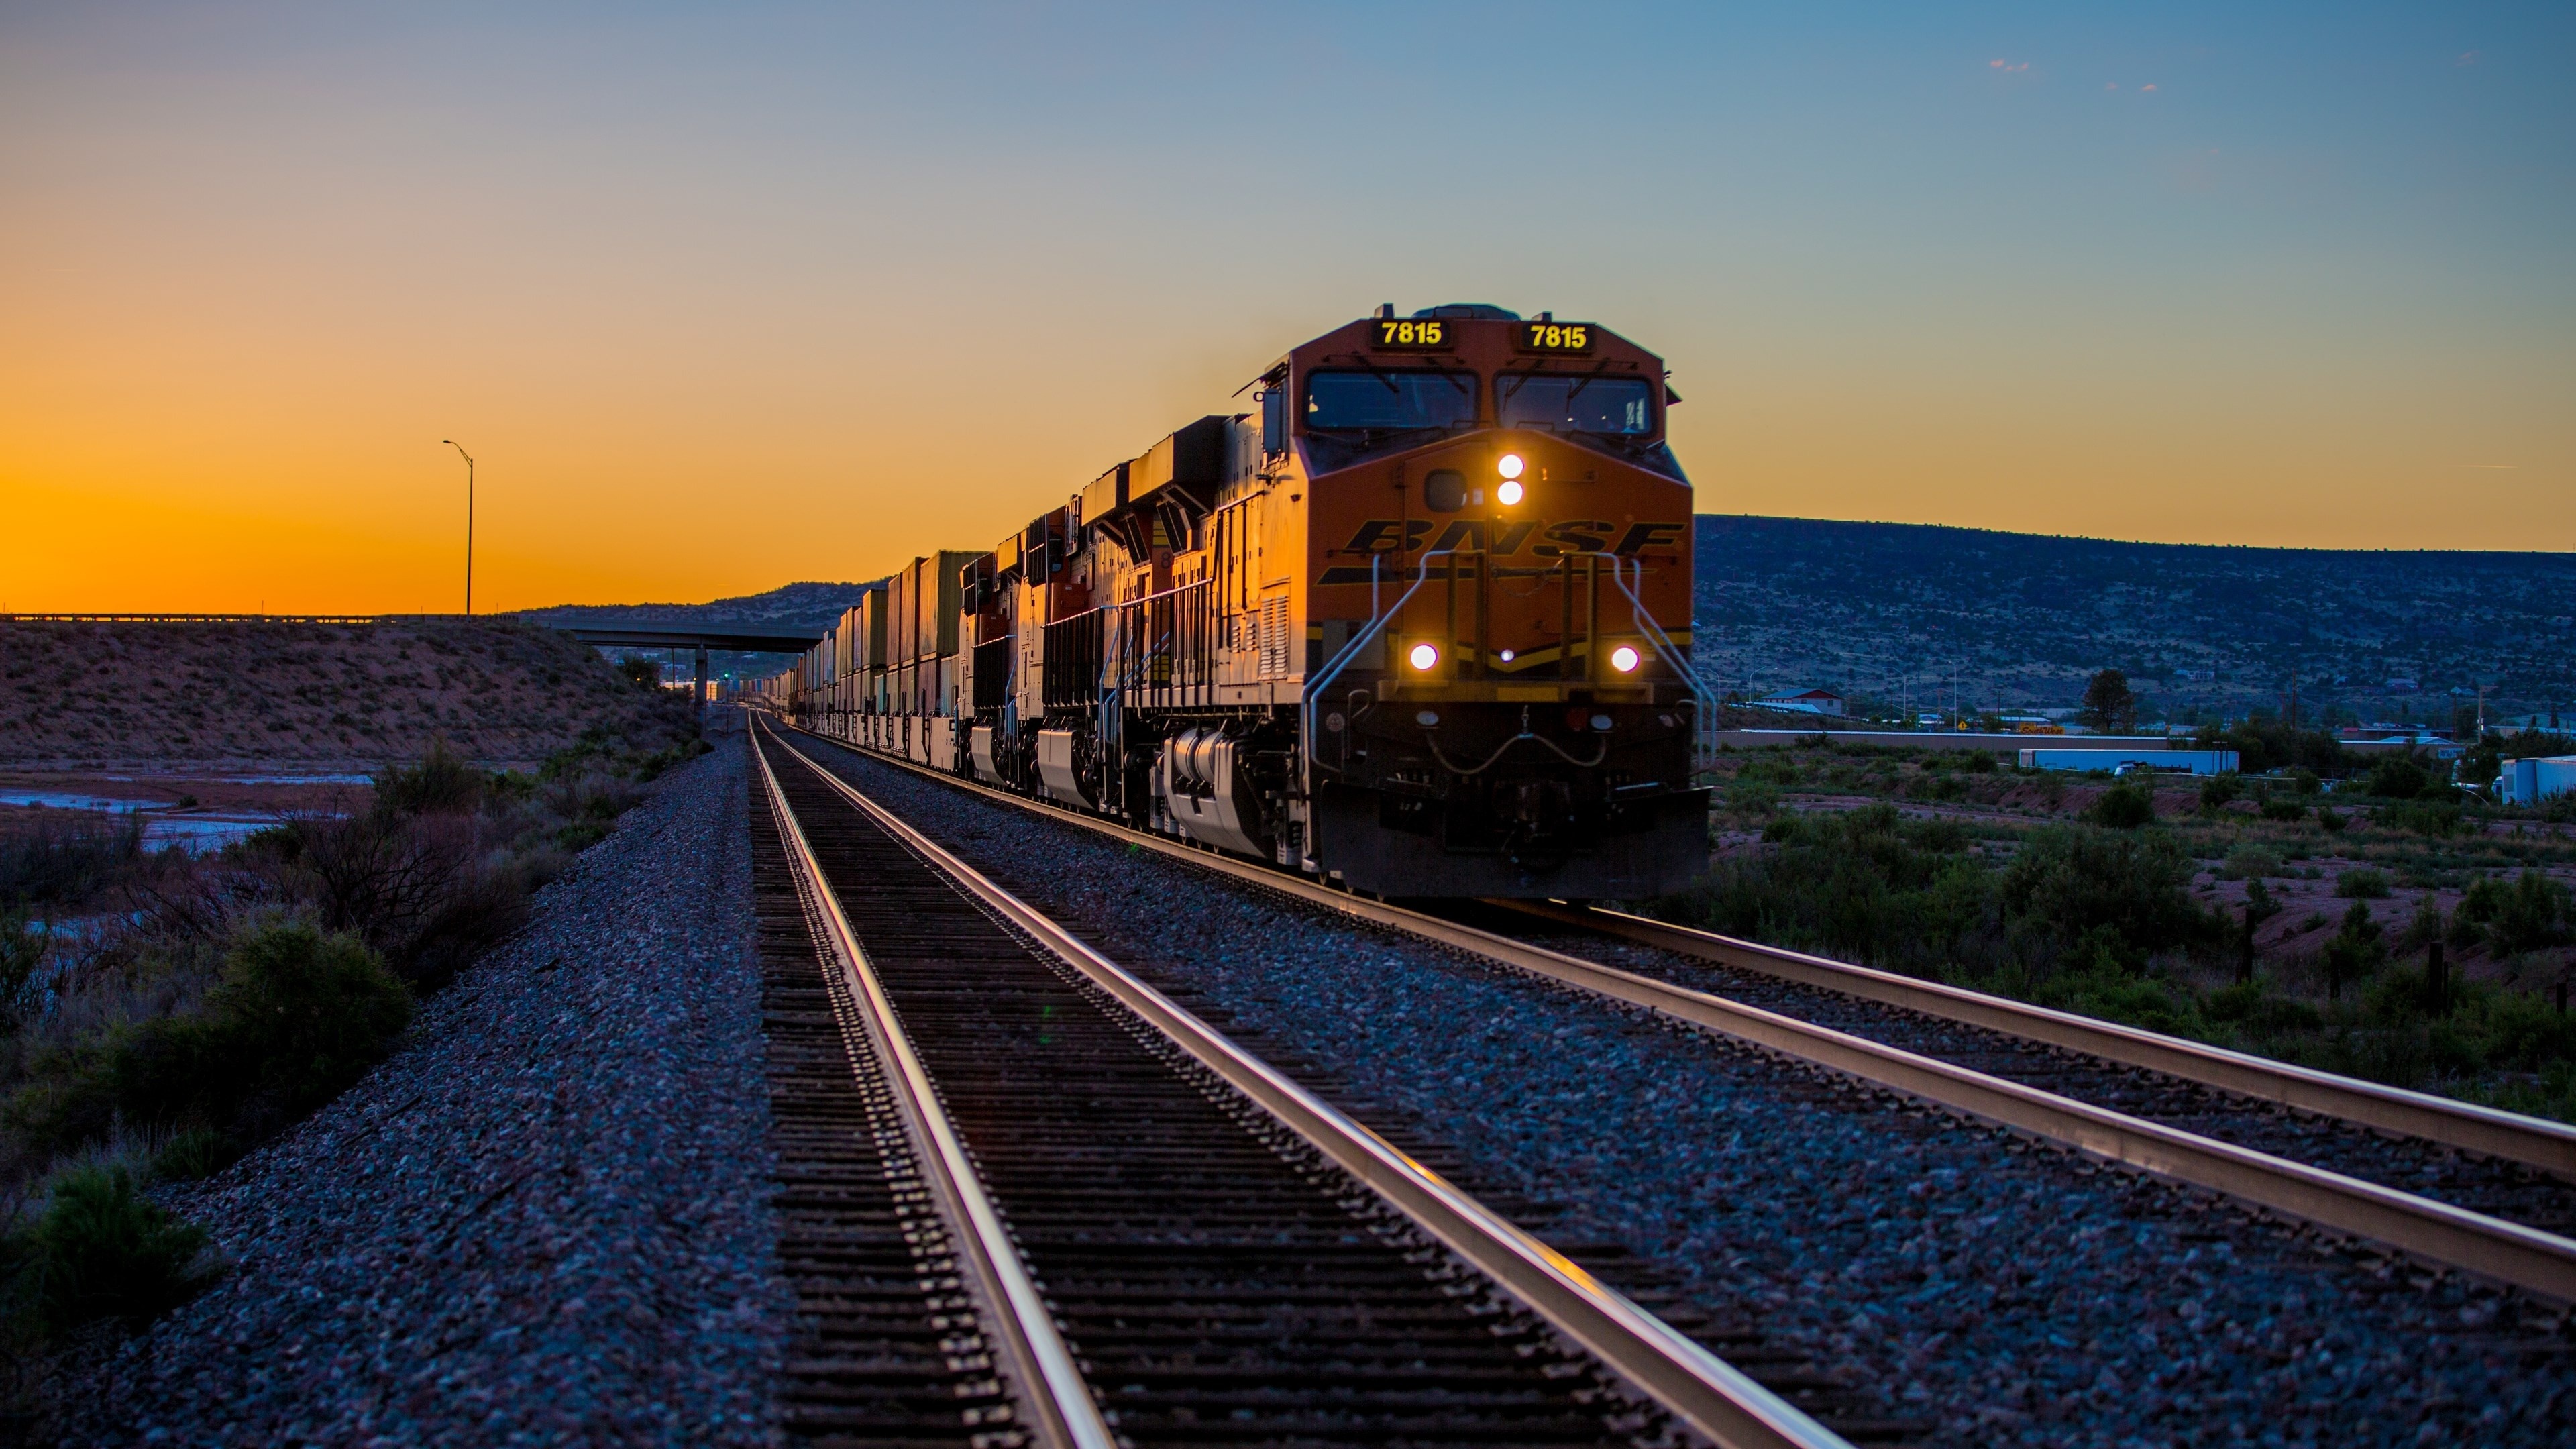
[14,1164,213,1332]
[2322,900,2387,1001]
[0,811,144,909]
[2377,799,2465,838]
[2220,845,2286,881]
[2367,756,2429,800]
[2000,825,2210,968]
[0,917,44,1033]
[2316,806,2349,834]
[1962,750,1996,775]
[2085,782,2156,830]
[13,920,411,1158]
[2198,775,2242,813]
[2486,871,2572,955]
[2259,797,2308,822]
[372,740,481,818]
[1725,778,1781,818]
[2334,868,2392,899]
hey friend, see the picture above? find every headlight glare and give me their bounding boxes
[1497,453,1525,480]
[1609,645,1641,674]
[1496,479,1524,506]
[1408,642,1440,671]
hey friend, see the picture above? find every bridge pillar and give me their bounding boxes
[694,647,710,706]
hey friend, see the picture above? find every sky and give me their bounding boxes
[3,2,2569,613]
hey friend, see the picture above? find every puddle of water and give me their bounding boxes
[85,774,373,786]
[148,818,278,851]
[3,796,329,854]
[0,792,146,812]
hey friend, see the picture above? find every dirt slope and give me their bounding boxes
[0,619,698,770]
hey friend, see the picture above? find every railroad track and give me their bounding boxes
[746,720,1863,1448]
[767,716,2576,1307]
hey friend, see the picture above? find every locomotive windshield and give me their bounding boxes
[1304,370,1477,433]
[1495,373,1656,435]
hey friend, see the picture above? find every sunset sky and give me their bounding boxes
[4,3,2569,613]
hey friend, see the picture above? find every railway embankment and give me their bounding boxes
[45,719,782,1444]
[792,735,2575,1447]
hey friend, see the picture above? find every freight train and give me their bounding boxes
[757,304,1712,898]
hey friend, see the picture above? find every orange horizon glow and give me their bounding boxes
[5,6,2568,614]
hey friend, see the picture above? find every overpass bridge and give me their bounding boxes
[554,623,825,702]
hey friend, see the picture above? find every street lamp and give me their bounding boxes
[441,440,474,615]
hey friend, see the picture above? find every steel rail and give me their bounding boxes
[1495,899,2576,1183]
[751,728,1116,1449]
[764,727,1852,1449]
[769,720,2576,1303]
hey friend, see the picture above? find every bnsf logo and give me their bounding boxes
[1338,519,1685,557]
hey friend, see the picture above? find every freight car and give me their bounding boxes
[761,304,1713,898]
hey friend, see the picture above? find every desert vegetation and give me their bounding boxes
[0,727,704,1352]
[1661,738,2576,1124]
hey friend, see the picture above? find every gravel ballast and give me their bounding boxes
[1443,904,2576,1237]
[54,722,784,1445]
[799,737,2574,1449]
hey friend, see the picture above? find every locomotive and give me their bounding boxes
[759,304,1711,898]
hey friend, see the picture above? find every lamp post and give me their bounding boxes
[441,440,474,615]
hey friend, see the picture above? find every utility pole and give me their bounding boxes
[442,441,476,614]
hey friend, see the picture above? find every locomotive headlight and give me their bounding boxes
[1609,645,1642,674]
[1497,453,1525,480]
[1495,478,1525,506]
[1408,642,1441,671]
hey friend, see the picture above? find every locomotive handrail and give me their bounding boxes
[1595,551,1722,773]
[1299,548,1467,777]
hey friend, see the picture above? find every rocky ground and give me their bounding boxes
[47,719,784,1445]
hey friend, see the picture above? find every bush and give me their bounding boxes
[2000,826,2211,969]
[2322,900,2387,1001]
[2220,845,2286,881]
[2316,806,2349,834]
[372,740,481,818]
[2198,775,2242,813]
[1962,750,1996,775]
[277,810,531,988]
[1668,803,1999,974]
[2259,797,2308,822]
[2377,799,2465,838]
[2367,756,2430,800]
[12,1164,213,1332]
[2085,782,2157,830]
[0,811,144,909]
[13,920,411,1158]
[2484,871,2572,955]
[2334,868,2392,899]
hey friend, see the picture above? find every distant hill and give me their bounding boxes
[509,524,2576,724]
[519,580,880,635]
[1695,517,2576,723]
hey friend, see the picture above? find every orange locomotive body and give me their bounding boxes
[768,304,1711,898]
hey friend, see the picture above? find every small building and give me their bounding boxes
[2496,756,2576,806]
[2019,748,2239,777]
[1753,688,1846,716]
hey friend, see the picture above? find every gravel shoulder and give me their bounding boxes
[50,720,784,1446]
[803,737,2575,1449]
